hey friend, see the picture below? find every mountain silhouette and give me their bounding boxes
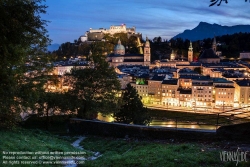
[172,22,250,41]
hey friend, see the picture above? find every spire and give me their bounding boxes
[145,36,150,47]
[118,39,121,45]
[213,35,216,45]
[189,41,193,52]
[212,35,217,53]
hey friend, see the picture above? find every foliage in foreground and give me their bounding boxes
[67,54,121,119]
[113,84,151,125]
[0,0,51,129]
[80,136,250,167]
[210,0,250,7]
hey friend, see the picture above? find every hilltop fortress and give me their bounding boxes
[80,24,142,42]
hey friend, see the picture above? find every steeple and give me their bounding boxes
[212,36,217,53]
[170,50,175,60]
[144,36,151,65]
[188,41,193,52]
[118,39,121,45]
[188,40,193,62]
[145,36,150,47]
[213,36,216,45]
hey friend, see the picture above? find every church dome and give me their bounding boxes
[114,44,125,51]
[114,39,125,55]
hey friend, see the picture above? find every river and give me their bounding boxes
[96,113,217,130]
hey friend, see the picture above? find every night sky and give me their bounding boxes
[42,0,250,44]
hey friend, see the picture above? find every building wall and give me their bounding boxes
[192,85,213,107]
[239,86,250,106]
[110,61,145,67]
[89,24,136,35]
[54,66,87,75]
[179,94,192,107]
[214,87,235,107]
[202,67,222,77]
[161,84,178,106]
[179,78,192,89]
[131,83,148,103]
[199,58,220,64]
[188,50,193,62]
[148,80,162,104]
[240,52,250,59]
[112,57,124,63]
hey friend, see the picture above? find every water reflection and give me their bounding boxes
[97,114,217,130]
[150,119,217,130]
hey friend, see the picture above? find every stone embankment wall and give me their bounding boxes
[69,118,216,140]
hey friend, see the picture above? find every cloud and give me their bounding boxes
[43,0,250,44]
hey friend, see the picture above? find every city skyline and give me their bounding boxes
[42,0,250,44]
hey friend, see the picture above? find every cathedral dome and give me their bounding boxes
[114,44,125,51]
[114,39,125,55]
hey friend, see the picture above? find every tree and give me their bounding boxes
[0,0,51,128]
[113,84,151,125]
[32,75,75,130]
[209,0,249,6]
[68,53,121,119]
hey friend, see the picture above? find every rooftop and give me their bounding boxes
[149,75,165,81]
[199,48,220,59]
[162,79,178,85]
[235,79,250,86]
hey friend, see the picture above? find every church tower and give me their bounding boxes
[212,36,217,53]
[188,41,193,62]
[170,50,175,60]
[144,37,151,65]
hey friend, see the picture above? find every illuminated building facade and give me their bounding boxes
[107,38,151,67]
[161,79,178,107]
[235,79,250,107]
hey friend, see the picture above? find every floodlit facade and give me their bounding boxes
[161,79,178,107]
[107,38,151,67]
[235,79,250,107]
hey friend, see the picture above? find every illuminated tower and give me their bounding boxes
[170,50,175,60]
[212,36,217,53]
[188,41,193,62]
[144,37,151,65]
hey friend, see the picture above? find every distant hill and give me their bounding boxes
[47,43,60,52]
[172,22,250,41]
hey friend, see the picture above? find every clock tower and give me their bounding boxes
[188,41,193,62]
[144,37,151,65]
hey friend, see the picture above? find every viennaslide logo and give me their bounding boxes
[220,147,248,166]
